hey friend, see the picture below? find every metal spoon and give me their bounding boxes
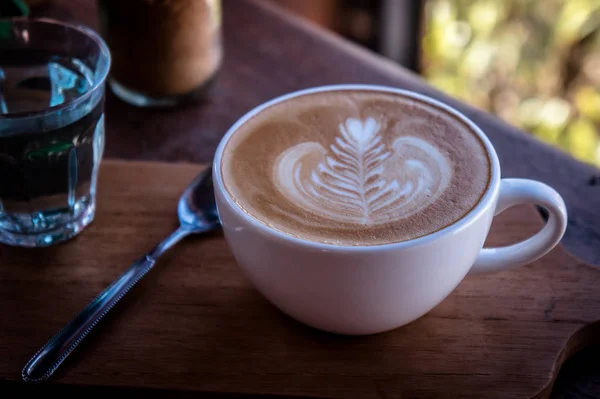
[22,167,220,383]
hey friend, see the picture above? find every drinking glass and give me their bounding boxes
[0,18,111,247]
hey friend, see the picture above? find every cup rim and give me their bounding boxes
[213,84,501,252]
[0,17,111,121]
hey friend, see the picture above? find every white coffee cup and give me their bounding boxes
[212,85,568,335]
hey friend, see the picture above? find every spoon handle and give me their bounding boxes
[22,227,190,383]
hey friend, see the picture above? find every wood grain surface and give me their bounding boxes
[1,160,599,399]
[11,0,600,397]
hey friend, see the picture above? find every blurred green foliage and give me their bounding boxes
[422,0,600,167]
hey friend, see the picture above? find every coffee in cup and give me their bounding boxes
[221,90,491,245]
[213,85,567,335]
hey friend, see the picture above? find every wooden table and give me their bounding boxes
[17,0,600,398]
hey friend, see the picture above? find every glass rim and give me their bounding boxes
[0,17,111,120]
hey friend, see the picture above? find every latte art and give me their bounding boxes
[274,118,451,224]
[221,89,491,245]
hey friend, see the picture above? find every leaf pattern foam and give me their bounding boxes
[273,117,451,225]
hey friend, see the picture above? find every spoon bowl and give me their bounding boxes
[178,167,220,231]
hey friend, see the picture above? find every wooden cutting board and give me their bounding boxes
[1,159,599,399]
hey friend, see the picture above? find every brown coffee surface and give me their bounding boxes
[221,90,491,245]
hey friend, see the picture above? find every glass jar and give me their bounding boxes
[98,0,222,107]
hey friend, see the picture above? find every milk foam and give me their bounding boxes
[221,90,491,245]
[273,117,451,224]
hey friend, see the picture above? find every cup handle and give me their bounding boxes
[468,178,567,276]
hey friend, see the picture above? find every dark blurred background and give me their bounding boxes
[272,0,600,169]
